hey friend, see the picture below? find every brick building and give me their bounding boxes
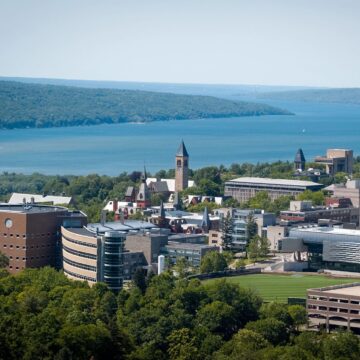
[0,204,86,274]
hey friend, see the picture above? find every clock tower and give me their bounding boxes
[175,141,189,192]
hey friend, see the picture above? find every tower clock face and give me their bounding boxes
[5,218,13,228]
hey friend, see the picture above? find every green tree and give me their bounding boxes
[0,251,9,268]
[132,268,147,294]
[221,211,233,250]
[334,172,348,184]
[196,301,236,339]
[200,251,227,274]
[247,236,261,262]
[259,302,293,326]
[288,305,307,331]
[297,190,325,206]
[259,236,270,257]
[245,318,289,345]
[167,328,199,360]
[294,331,324,358]
[322,331,360,360]
[173,257,191,278]
[215,329,269,360]
[246,213,258,240]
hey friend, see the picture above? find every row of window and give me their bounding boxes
[2,233,56,238]
[63,256,96,272]
[308,295,360,305]
[62,245,97,260]
[63,268,96,282]
[3,243,54,249]
[62,234,97,248]
[309,305,360,315]
[9,266,24,270]
[8,255,51,261]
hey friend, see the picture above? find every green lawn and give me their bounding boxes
[205,274,360,302]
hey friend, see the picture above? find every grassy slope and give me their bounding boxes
[205,274,360,302]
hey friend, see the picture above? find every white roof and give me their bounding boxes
[9,193,72,205]
[146,178,195,192]
[227,177,321,187]
[293,226,360,236]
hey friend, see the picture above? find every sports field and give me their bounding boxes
[205,274,360,302]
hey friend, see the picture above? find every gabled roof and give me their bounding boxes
[125,186,135,197]
[176,141,189,157]
[149,181,169,193]
[295,148,306,163]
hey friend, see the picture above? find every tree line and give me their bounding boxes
[0,157,358,223]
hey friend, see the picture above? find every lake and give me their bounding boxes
[1,100,359,175]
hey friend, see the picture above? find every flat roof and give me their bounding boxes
[0,204,68,214]
[86,220,156,234]
[309,283,360,296]
[292,226,360,236]
[226,177,321,187]
[9,193,72,205]
[166,241,215,250]
[66,227,95,237]
[326,286,360,296]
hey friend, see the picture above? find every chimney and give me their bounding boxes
[100,210,107,226]
[112,199,118,212]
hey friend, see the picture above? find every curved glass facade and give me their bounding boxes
[99,231,126,292]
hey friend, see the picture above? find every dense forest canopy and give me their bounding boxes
[0,267,359,360]
[0,81,291,129]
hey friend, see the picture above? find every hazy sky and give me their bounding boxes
[1,0,359,87]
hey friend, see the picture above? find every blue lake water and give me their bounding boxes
[1,100,359,175]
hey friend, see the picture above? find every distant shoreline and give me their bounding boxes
[0,79,292,131]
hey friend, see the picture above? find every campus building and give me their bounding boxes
[209,208,276,250]
[163,242,218,267]
[61,220,218,290]
[315,149,353,175]
[286,226,360,272]
[280,200,359,226]
[0,204,87,274]
[224,177,323,203]
[307,283,360,332]
[61,220,156,291]
[325,180,360,208]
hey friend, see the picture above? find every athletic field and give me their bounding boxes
[205,274,360,302]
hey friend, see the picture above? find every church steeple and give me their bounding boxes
[294,148,306,171]
[136,166,150,208]
[201,206,211,233]
[175,141,189,192]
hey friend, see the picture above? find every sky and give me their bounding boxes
[0,0,359,87]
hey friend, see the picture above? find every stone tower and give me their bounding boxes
[294,148,306,171]
[175,141,189,192]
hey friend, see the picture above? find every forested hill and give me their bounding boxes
[0,80,291,129]
[258,88,360,105]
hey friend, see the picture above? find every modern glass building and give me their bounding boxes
[289,226,360,272]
